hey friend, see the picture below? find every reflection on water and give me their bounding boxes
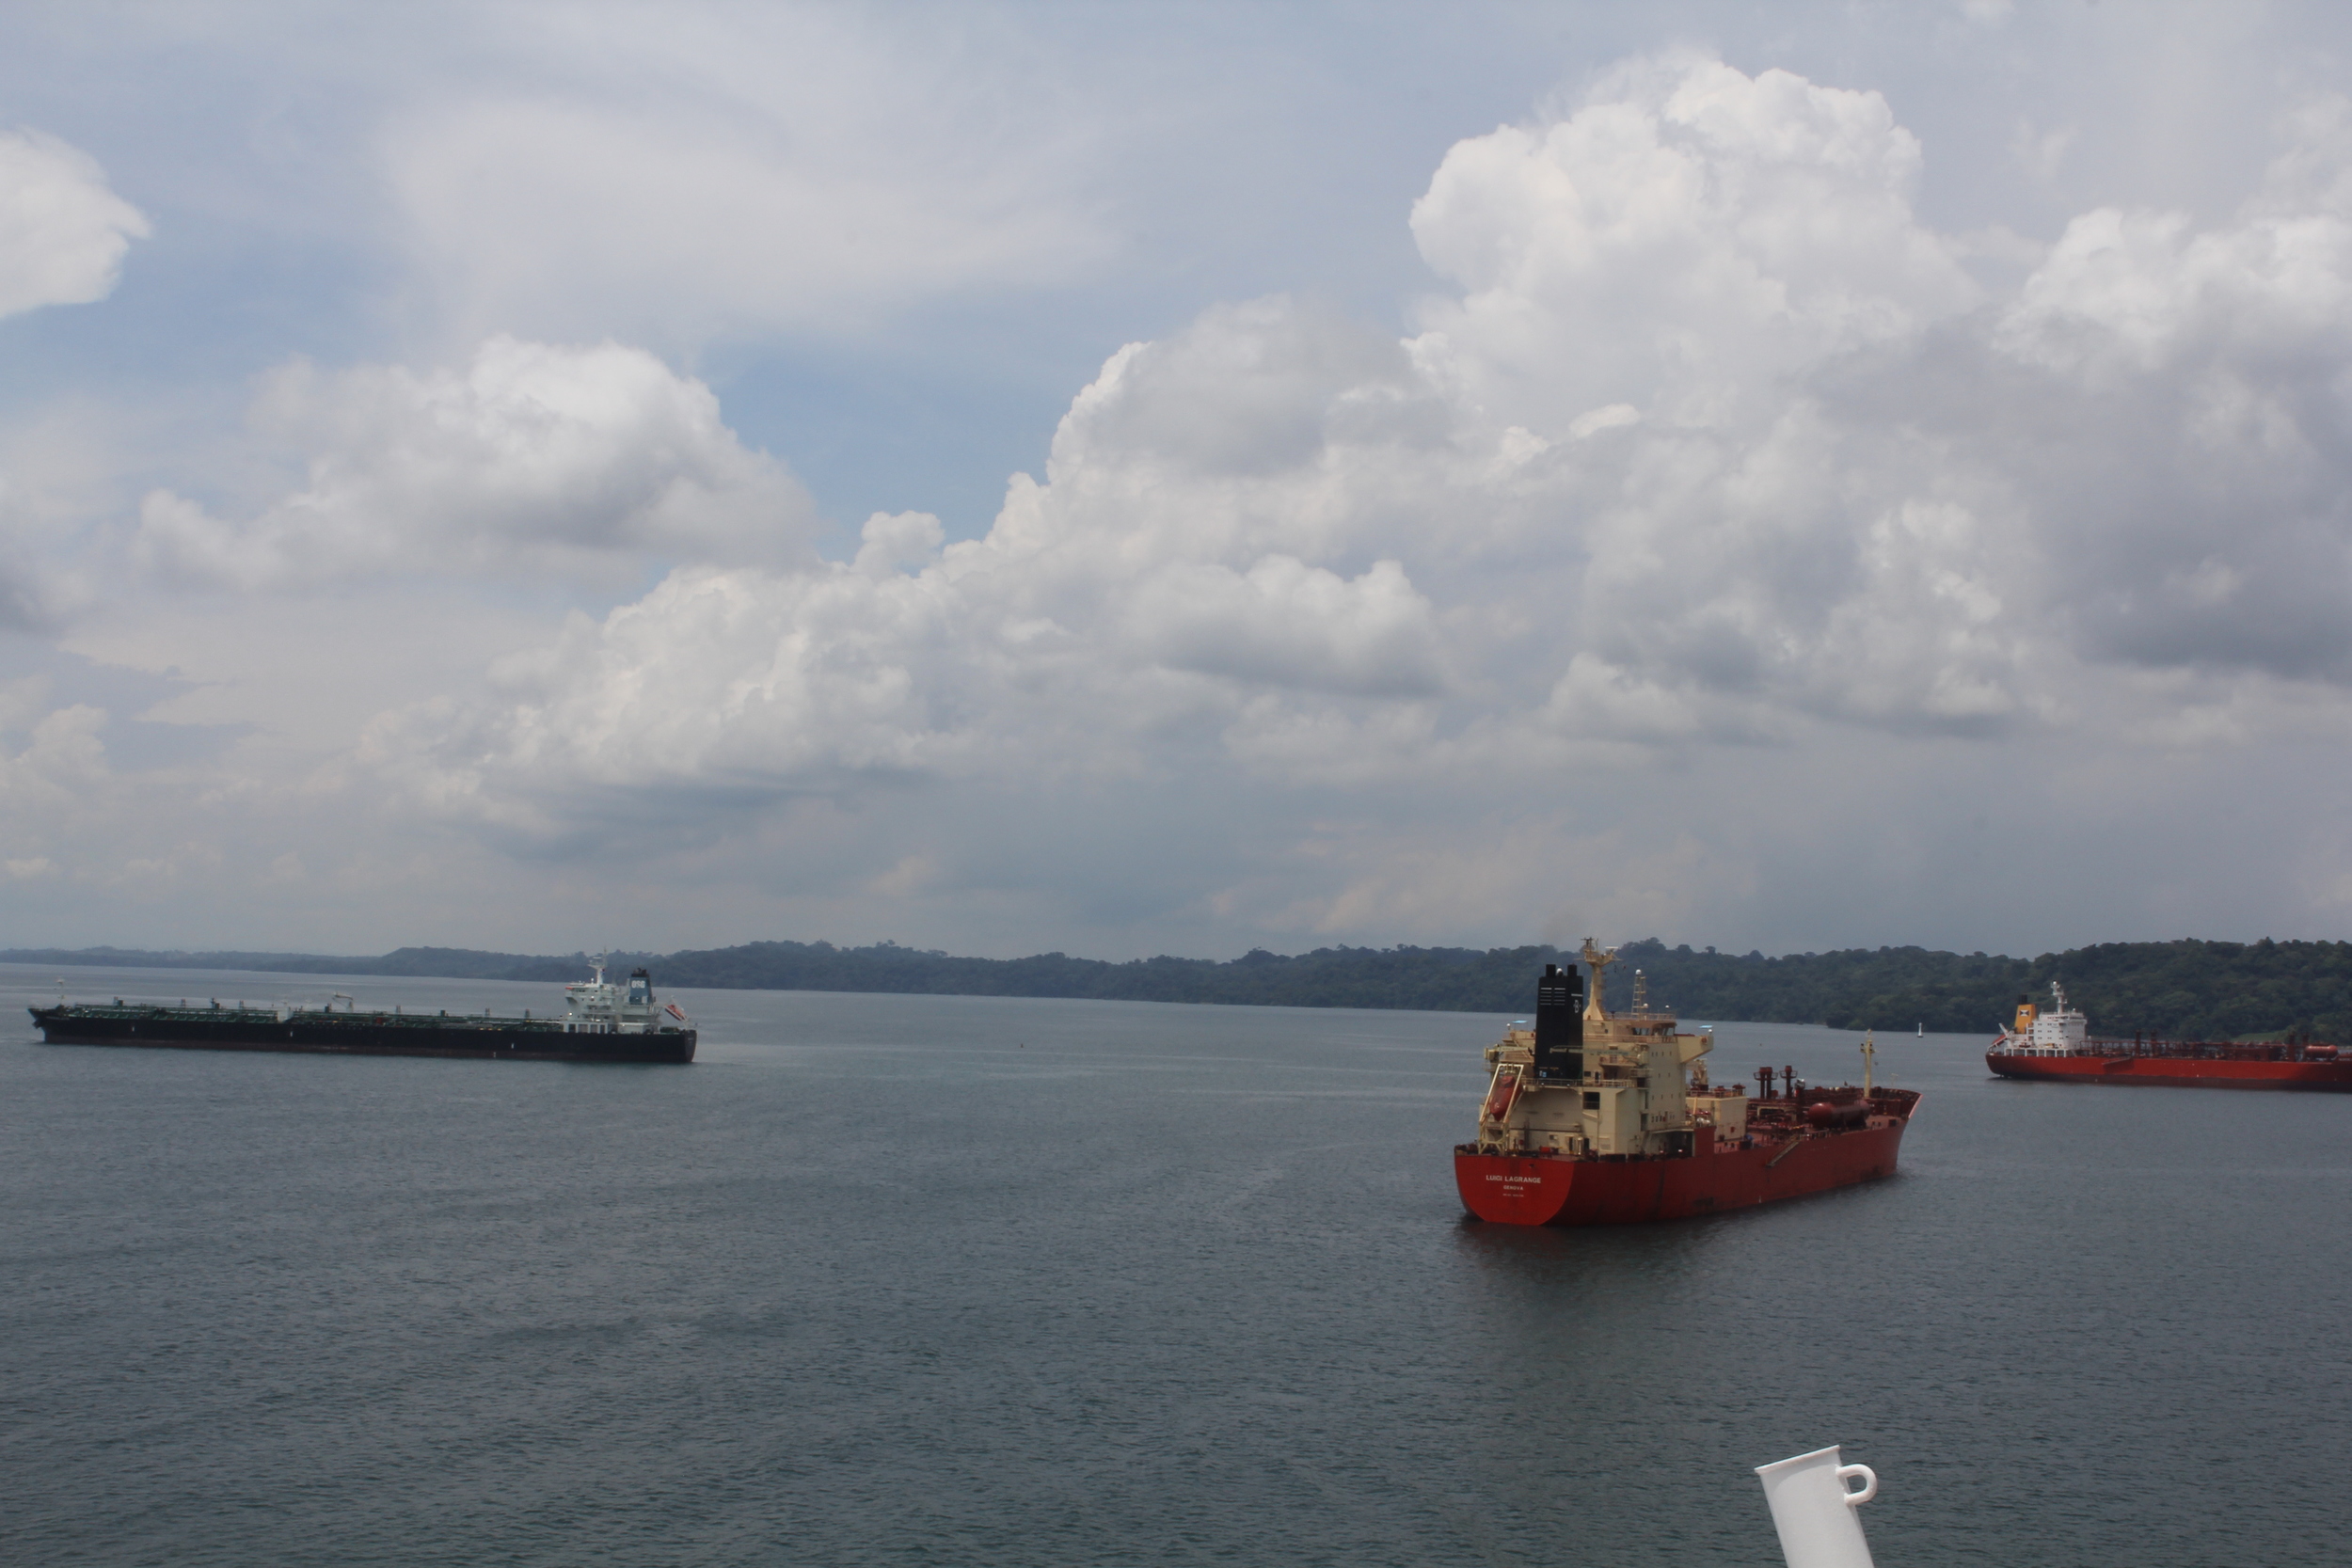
[4,968,2347,1566]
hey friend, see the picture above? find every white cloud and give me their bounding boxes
[1961,107,2352,685]
[1406,55,1981,436]
[1997,100,2352,380]
[2011,118,2076,184]
[350,57,2077,854]
[133,336,818,588]
[1997,204,2352,376]
[382,11,1112,344]
[1126,557,1444,699]
[0,129,148,319]
[357,506,1452,840]
[32,49,2352,958]
[358,57,2352,879]
[0,704,107,803]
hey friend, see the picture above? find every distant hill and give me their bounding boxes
[0,944,632,982]
[1596,939,2352,1041]
[8,936,2350,1040]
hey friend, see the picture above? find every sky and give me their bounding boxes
[7,0,2352,961]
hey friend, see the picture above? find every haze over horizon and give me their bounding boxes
[7,3,2352,963]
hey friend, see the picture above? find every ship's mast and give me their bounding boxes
[1579,937,1614,1022]
[1861,1032,1876,1096]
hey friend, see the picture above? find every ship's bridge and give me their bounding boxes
[1476,943,1721,1160]
[1999,982,2090,1054]
[562,958,679,1035]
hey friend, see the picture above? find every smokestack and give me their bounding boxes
[1533,962,1584,1082]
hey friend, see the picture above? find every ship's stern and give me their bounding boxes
[1454,1148,1578,1225]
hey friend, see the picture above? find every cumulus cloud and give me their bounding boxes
[3,703,107,795]
[0,129,149,319]
[1408,55,1980,436]
[134,336,818,588]
[228,57,2352,943]
[1127,557,1444,698]
[0,705,114,888]
[350,57,2084,852]
[359,503,1451,841]
[1960,107,2352,686]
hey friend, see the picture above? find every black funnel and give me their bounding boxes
[1533,962,1584,1083]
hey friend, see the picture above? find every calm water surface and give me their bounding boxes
[5,963,2348,1566]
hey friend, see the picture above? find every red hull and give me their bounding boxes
[1454,1118,1912,1227]
[1988,1053,2352,1091]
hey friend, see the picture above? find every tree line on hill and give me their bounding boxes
[8,935,2350,1041]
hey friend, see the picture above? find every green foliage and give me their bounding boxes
[12,935,2352,1039]
[643,939,1565,1011]
[1599,938,2352,1040]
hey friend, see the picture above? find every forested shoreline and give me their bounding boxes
[10,935,2352,1041]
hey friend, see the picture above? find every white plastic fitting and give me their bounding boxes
[1754,1444,1878,1568]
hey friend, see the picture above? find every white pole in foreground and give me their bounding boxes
[1755,1445,1879,1568]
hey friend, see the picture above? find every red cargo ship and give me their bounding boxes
[1454,942,1921,1226]
[1986,983,2352,1091]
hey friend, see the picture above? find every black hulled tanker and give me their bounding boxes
[28,958,694,1064]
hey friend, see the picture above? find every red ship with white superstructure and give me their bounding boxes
[1986,982,2352,1090]
[1454,942,1921,1226]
